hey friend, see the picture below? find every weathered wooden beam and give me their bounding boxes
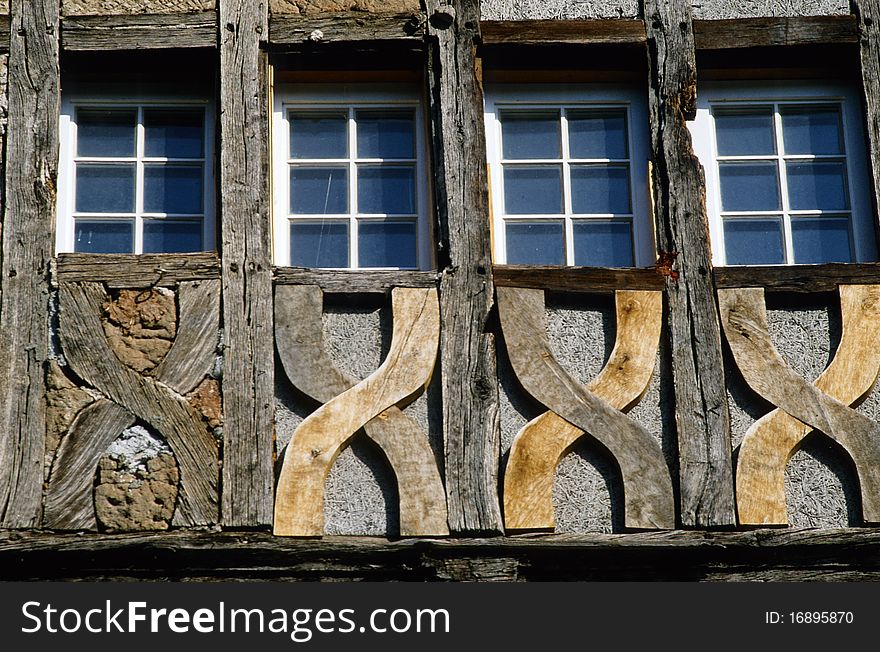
[55,252,221,287]
[481,19,646,46]
[426,0,503,535]
[218,0,275,528]
[853,0,880,257]
[0,15,9,52]
[269,12,423,46]
[493,265,664,293]
[273,267,439,292]
[715,263,880,292]
[0,0,60,528]
[643,0,735,528]
[60,12,217,51]
[693,15,858,50]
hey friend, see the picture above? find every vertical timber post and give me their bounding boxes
[0,0,60,528]
[643,0,736,527]
[425,0,504,535]
[218,0,275,527]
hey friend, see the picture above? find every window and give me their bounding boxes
[272,84,431,269]
[690,82,877,265]
[484,85,653,267]
[57,96,215,254]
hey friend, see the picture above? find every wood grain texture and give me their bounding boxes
[481,19,646,46]
[56,253,221,287]
[0,16,9,52]
[692,15,857,50]
[504,291,663,531]
[498,287,674,530]
[720,287,880,526]
[643,0,735,528]
[275,284,447,536]
[426,0,503,535]
[61,12,216,51]
[0,0,60,527]
[269,12,423,45]
[715,263,880,293]
[58,282,219,526]
[274,288,440,536]
[273,268,439,293]
[853,0,880,257]
[493,265,665,293]
[219,0,275,527]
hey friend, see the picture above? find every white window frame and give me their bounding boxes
[272,83,432,270]
[484,83,654,267]
[57,91,216,255]
[689,80,877,266]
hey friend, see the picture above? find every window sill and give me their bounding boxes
[273,267,439,294]
[55,251,220,288]
[714,262,880,293]
[492,264,664,294]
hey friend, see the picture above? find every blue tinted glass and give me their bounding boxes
[358,221,417,268]
[713,108,775,156]
[76,164,135,213]
[500,110,561,159]
[786,161,849,211]
[357,166,416,214]
[290,111,348,159]
[567,109,627,159]
[503,165,563,214]
[290,167,348,214]
[356,111,415,159]
[723,219,785,265]
[782,107,842,155]
[143,220,203,253]
[719,163,780,212]
[791,218,852,263]
[506,222,565,265]
[144,108,204,158]
[74,220,133,253]
[570,165,631,214]
[290,222,349,268]
[572,221,633,267]
[76,108,136,157]
[144,165,203,214]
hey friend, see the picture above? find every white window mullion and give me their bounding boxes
[560,108,574,265]
[774,103,795,264]
[349,107,358,269]
[134,105,145,254]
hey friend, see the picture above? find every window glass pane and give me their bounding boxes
[500,110,561,160]
[290,167,348,214]
[76,108,136,157]
[358,221,417,268]
[75,163,135,213]
[143,220,203,253]
[713,108,775,156]
[572,221,633,267]
[505,222,565,265]
[503,165,563,214]
[786,161,850,211]
[723,218,785,265]
[144,165,203,214]
[356,110,415,159]
[791,217,852,263]
[290,222,349,267]
[719,162,780,212]
[74,220,133,253]
[570,165,631,214]
[290,111,348,159]
[144,108,204,158]
[781,106,843,155]
[567,109,628,159]
[357,166,416,215]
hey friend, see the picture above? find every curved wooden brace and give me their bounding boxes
[274,284,447,536]
[498,287,674,530]
[58,281,219,526]
[503,290,662,530]
[719,286,880,524]
[274,287,440,536]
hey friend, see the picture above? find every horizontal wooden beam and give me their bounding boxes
[693,15,858,50]
[493,265,665,293]
[273,268,439,292]
[0,15,8,52]
[60,12,217,51]
[714,263,880,292]
[55,252,221,287]
[480,19,646,46]
[268,12,424,46]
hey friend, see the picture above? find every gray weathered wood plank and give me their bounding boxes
[269,12,423,45]
[853,0,880,257]
[55,253,221,287]
[481,19,646,46]
[61,12,216,51]
[493,265,664,293]
[426,0,503,535]
[693,15,857,49]
[0,0,60,528]
[715,263,880,292]
[643,0,735,528]
[218,0,275,527]
[273,267,439,292]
